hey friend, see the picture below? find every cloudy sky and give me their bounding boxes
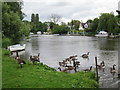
[22,0,119,23]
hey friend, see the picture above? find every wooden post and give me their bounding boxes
[95,57,99,81]
[118,38,120,78]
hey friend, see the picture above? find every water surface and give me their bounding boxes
[20,35,119,88]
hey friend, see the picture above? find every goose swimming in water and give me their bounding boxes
[110,64,116,73]
[84,66,92,72]
[81,52,89,58]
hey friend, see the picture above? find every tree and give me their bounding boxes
[97,13,119,34]
[31,13,36,23]
[90,18,99,33]
[6,1,24,20]
[36,14,39,23]
[2,1,30,44]
[68,20,80,30]
[49,14,61,24]
[52,25,70,35]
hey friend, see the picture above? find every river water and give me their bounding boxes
[19,35,120,88]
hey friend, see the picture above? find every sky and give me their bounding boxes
[22,0,120,23]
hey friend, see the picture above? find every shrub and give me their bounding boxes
[2,37,11,49]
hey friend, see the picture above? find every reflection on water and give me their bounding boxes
[20,35,119,88]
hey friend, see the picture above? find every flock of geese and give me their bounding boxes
[15,53,40,68]
[57,52,92,73]
[15,52,117,74]
[57,52,117,74]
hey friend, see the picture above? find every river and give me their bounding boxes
[19,35,120,88]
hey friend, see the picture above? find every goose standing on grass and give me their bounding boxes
[81,52,89,58]
[58,67,68,72]
[16,57,26,68]
[33,53,40,60]
[30,56,40,65]
[65,66,75,71]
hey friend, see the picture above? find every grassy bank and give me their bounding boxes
[2,49,98,88]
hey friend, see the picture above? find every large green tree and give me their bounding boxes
[97,13,120,34]
[2,1,30,45]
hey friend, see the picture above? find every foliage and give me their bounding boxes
[2,37,11,49]
[31,13,39,24]
[86,13,120,35]
[2,49,98,88]
[52,25,70,35]
[97,13,120,34]
[87,18,99,34]
[2,1,30,44]
[30,14,48,34]
[31,13,36,23]
[68,20,80,30]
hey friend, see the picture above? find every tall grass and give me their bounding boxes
[2,49,98,88]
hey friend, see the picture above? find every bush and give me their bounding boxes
[2,37,11,49]
[52,25,70,35]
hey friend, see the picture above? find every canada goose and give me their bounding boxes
[110,64,116,73]
[97,61,105,69]
[16,57,26,68]
[65,58,70,62]
[30,56,40,64]
[75,61,80,67]
[33,53,40,60]
[59,61,68,67]
[81,52,89,58]
[65,65,75,70]
[58,67,68,72]
[69,55,78,59]
[84,66,92,72]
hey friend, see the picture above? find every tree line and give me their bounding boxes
[86,13,120,35]
[2,1,120,48]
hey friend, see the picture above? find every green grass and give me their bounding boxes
[2,49,98,88]
[0,48,2,89]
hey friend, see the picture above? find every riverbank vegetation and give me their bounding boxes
[2,49,98,88]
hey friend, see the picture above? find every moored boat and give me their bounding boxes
[8,44,26,52]
[95,31,108,37]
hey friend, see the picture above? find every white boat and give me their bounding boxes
[8,44,26,52]
[95,31,108,37]
[37,31,42,35]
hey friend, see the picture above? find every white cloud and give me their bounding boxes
[22,0,119,23]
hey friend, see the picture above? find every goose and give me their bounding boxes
[84,66,92,72]
[33,53,40,60]
[16,57,26,68]
[69,55,78,59]
[59,61,67,67]
[110,64,116,73]
[58,67,68,72]
[30,56,40,64]
[65,65,75,70]
[75,61,80,67]
[97,61,105,69]
[81,52,89,58]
